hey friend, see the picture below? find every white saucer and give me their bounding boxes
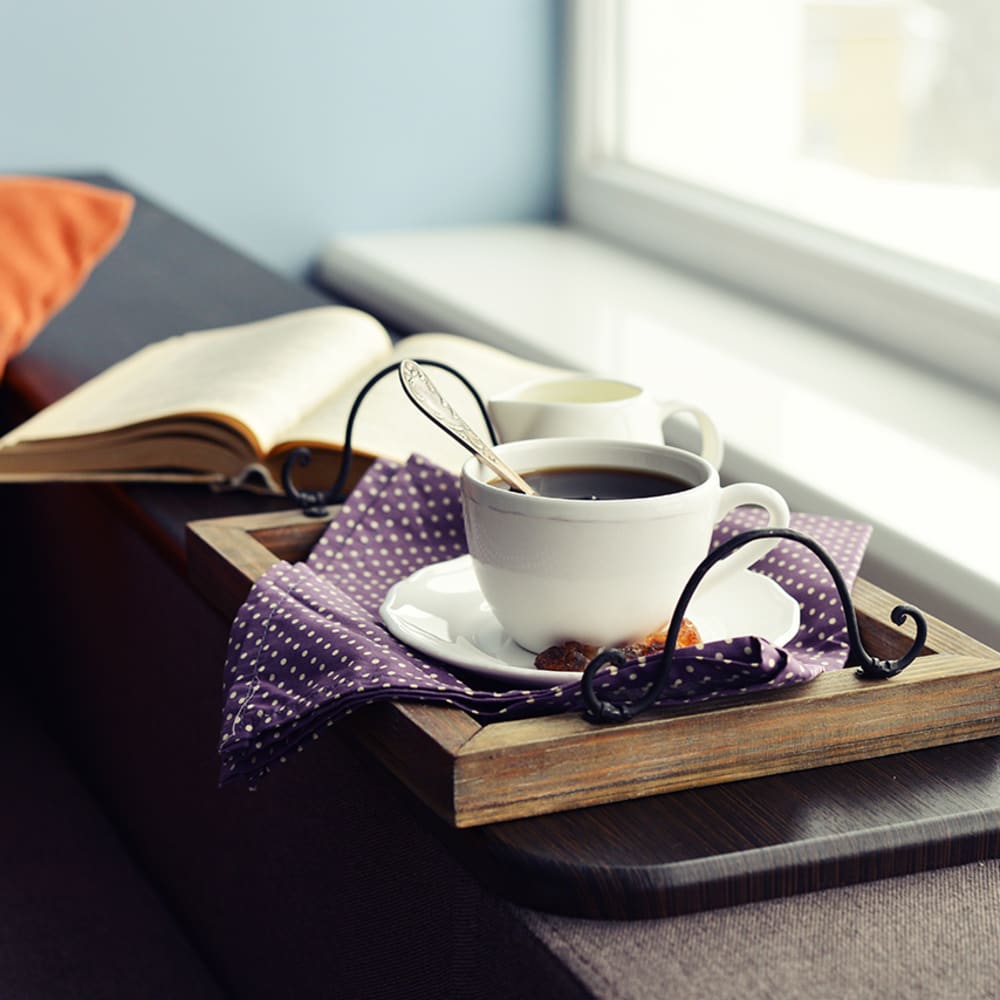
[379,555,801,688]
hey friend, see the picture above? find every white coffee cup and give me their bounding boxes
[488,375,724,468]
[461,438,789,653]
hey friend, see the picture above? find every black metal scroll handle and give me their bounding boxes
[281,359,496,516]
[581,526,928,724]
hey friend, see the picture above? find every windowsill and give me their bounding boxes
[315,222,1000,649]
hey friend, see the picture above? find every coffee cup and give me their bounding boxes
[487,375,724,468]
[460,438,789,653]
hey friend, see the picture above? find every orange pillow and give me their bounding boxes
[0,176,134,376]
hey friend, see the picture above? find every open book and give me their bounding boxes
[0,306,567,494]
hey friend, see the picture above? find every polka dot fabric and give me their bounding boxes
[219,455,872,786]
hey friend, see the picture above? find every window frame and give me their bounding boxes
[562,0,1000,398]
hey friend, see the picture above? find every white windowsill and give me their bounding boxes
[315,222,1000,650]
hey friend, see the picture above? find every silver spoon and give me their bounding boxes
[398,359,537,495]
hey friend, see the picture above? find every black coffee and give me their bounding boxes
[495,465,693,500]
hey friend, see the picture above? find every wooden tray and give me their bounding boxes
[187,508,1000,830]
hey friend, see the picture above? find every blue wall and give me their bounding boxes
[0,0,562,277]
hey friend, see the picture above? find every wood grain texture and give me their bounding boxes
[346,703,482,822]
[463,736,1000,917]
[185,509,331,619]
[450,654,1000,825]
[185,509,1000,830]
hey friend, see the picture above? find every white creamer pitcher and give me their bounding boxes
[488,375,724,468]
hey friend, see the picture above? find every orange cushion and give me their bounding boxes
[0,176,134,376]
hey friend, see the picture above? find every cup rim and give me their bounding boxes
[461,438,716,517]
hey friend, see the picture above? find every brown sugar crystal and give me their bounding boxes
[534,618,702,672]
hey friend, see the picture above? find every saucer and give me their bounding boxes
[379,555,801,688]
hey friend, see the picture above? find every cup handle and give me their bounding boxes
[659,401,724,469]
[705,482,791,583]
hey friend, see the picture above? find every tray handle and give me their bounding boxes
[581,527,928,724]
[281,360,496,517]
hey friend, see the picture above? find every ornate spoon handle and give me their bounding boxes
[398,359,537,495]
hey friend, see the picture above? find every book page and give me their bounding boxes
[1,306,392,456]
[284,332,571,474]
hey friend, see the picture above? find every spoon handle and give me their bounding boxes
[399,359,537,495]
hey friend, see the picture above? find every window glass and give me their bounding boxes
[619,0,1000,287]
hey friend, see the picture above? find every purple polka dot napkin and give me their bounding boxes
[218,455,871,786]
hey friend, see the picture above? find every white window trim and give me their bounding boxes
[315,221,1000,651]
[562,0,1000,398]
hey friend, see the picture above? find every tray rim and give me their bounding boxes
[186,507,1000,828]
